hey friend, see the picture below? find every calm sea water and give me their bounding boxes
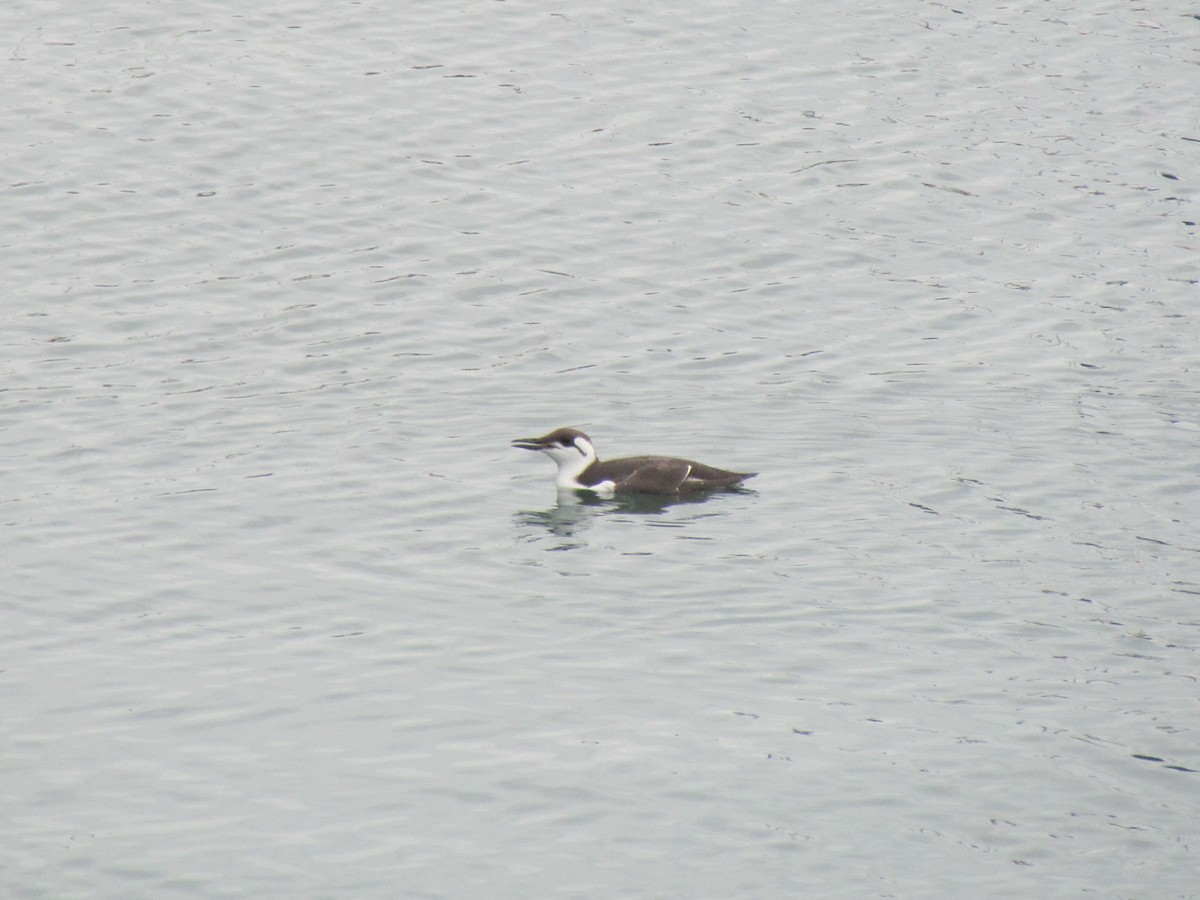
[3,1,1197,897]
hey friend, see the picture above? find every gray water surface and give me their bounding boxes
[3,1,1198,897]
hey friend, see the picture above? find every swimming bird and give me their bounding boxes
[512,427,756,496]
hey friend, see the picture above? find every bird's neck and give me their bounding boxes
[554,444,597,488]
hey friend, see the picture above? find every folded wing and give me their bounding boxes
[614,460,690,494]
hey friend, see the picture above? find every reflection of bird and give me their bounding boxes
[512,427,756,496]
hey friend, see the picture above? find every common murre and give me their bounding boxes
[512,427,756,496]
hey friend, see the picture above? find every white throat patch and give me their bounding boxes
[541,436,597,490]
